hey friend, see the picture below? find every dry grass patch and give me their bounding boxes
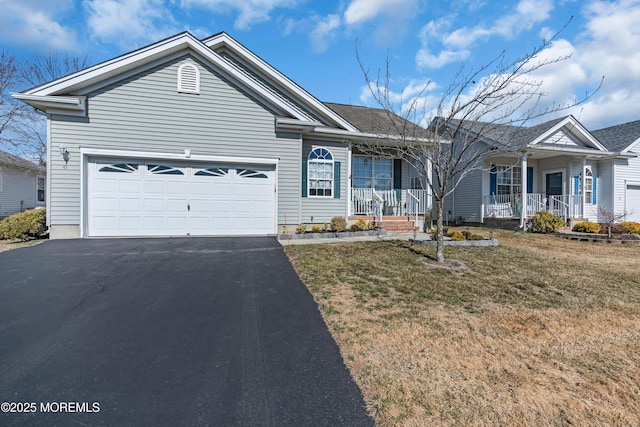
[0,239,44,253]
[285,228,640,426]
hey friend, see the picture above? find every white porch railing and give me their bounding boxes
[549,195,582,220]
[351,188,430,217]
[352,188,374,215]
[483,194,520,218]
[483,193,582,220]
[406,189,430,216]
[527,194,544,217]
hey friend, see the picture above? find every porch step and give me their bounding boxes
[380,217,418,233]
[349,215,421,233]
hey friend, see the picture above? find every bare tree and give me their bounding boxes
[17,52,90,163]
[598,207,628,238]
[357,23,601,262]
[21,52,89,88]
[0,51,30,153]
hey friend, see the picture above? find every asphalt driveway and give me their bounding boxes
[0,237,373,426]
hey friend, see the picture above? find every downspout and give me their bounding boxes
[582,158,587,219]
[346,141,352,218]
[520,153,528,229]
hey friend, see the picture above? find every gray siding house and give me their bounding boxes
[0,150,46,218]
[13,32,431,238]
[442,117,640,225]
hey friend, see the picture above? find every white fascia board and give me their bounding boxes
[25,33,198,96]
[310,126,440,145]
[21,32,313,122]
[12,93,86,115]
[529,145,633,158]
[80,147,280,166]
[530,116,607,151]
[621,137,640,154]
[204,33,359,132]
[276,118,325,133]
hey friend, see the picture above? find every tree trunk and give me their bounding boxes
[436,198,445,262]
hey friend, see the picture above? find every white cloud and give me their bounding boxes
[564,0,640,128]
[444,0,554,49]
[181,0,298,30]
[416,47,470,69]
[309,14,341,53]
[0,0,79,51]
[84,0,178,47]
[416,18,471,69]
[359,78,438,122]
[344,0,418,25]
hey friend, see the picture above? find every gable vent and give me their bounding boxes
[177,63,200,94]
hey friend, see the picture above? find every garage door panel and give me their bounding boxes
[142,217,166,230]
[119,180,142,193]
[119,198,141,212]
[93,197,118,212]
[143,198,166,213]
[88,159,275,236]
[93,178,119,193]
[119,217,143,230]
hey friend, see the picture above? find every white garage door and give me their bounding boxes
[627,184,640,222]
[88,159,276,237]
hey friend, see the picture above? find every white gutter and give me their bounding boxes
[12,93,86,113]
[530,145,636,158]
[275,118,442,144]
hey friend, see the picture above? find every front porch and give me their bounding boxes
[350,188,431,232]
[482,193,583,221]
[350,188,431,217]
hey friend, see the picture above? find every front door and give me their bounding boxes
[545,172,563,212]
[546,172,563,197]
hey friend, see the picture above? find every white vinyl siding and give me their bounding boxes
[48,54,301,231]
[0,166,41,217]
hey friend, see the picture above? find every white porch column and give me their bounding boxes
[520,153,528,229]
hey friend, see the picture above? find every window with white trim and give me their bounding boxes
[36,176,45,203]
[177,63,200,94]
[353,156,393,190]
[308,147,333,197]
[496,166,521,196]
[584,166,593,204]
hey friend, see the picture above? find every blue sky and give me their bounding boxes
[1,0,639,130]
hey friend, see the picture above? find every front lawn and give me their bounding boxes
[285,228,640,426]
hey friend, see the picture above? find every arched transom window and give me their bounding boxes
[308,147,333,197]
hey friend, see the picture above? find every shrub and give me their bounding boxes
[430,226,449,235]
[530,210,565,233]
[573,221,601,234]
[350,219,369,232]
[295,224,307,234]
[330,216,347,232]
[367,220,376,230]
[618,222,640,234]
[311,225,322,233]
[449,230,465,241]
[0,208,46,241]
[469,234,486,241]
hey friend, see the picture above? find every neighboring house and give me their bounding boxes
[442,116,640,225]
[0,150,46,219]
[13,32,431,239]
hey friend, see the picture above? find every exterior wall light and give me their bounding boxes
[59,144,70,164]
